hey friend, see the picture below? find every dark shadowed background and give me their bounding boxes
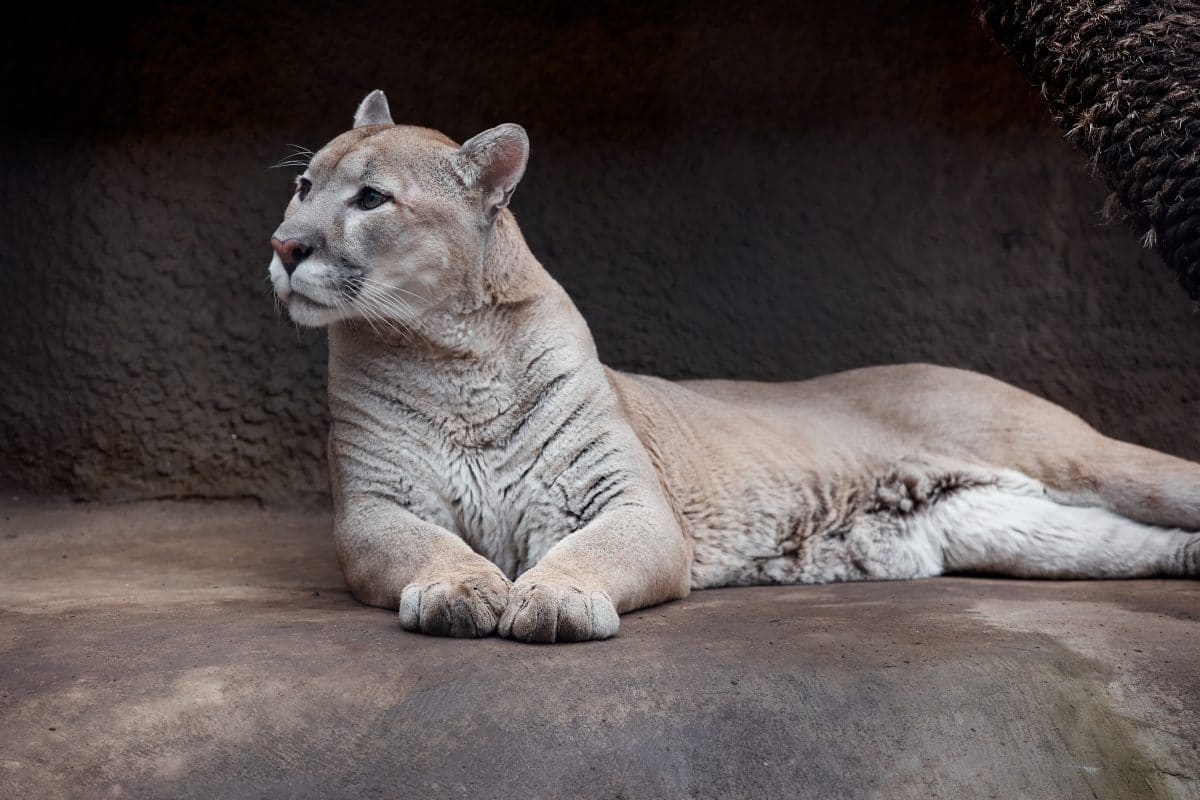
[3,0,1198,503]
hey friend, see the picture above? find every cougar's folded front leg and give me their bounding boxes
[498,498,692,643]
[335,499,512,638]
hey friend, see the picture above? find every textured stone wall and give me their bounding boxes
[3,0,1199,502]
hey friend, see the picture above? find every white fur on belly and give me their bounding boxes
[692,467,1199,587]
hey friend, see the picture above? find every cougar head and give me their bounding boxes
[268,90,530,331]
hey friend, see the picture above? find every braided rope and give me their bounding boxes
[978,1,1200,299]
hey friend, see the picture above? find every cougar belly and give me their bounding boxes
[685,457,1010,589]
[685,467,871,588]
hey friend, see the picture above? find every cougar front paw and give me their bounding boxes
[497,578,620,643]
[398,567,511,638]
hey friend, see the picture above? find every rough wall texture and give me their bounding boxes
[3,1,1199,502]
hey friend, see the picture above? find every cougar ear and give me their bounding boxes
[454,123,529,219]
[353,90,393,128]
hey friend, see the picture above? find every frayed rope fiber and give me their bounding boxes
[978,1,1200,300]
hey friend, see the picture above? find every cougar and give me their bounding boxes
[267,90,1199,642]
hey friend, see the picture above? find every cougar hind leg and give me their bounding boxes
[815,466,1200,582]
[861,364,1200,533]
[1034,436,1200,532]
[921,481,1198,578]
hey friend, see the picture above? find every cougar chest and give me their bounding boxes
[436,433,582,579]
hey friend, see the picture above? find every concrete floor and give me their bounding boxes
[0,500,1197,799]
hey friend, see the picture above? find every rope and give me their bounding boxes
[978,1,1200,299]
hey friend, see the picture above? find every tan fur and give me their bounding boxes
[267,93,1200,642]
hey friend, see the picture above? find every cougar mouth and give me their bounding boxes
[290,292,334,310]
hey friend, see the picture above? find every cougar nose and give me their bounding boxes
[271,237,312,275]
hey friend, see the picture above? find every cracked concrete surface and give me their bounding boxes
[1,500,1196,799]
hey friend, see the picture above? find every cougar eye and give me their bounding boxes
[358,186,389,210]
[295,177,312,201]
